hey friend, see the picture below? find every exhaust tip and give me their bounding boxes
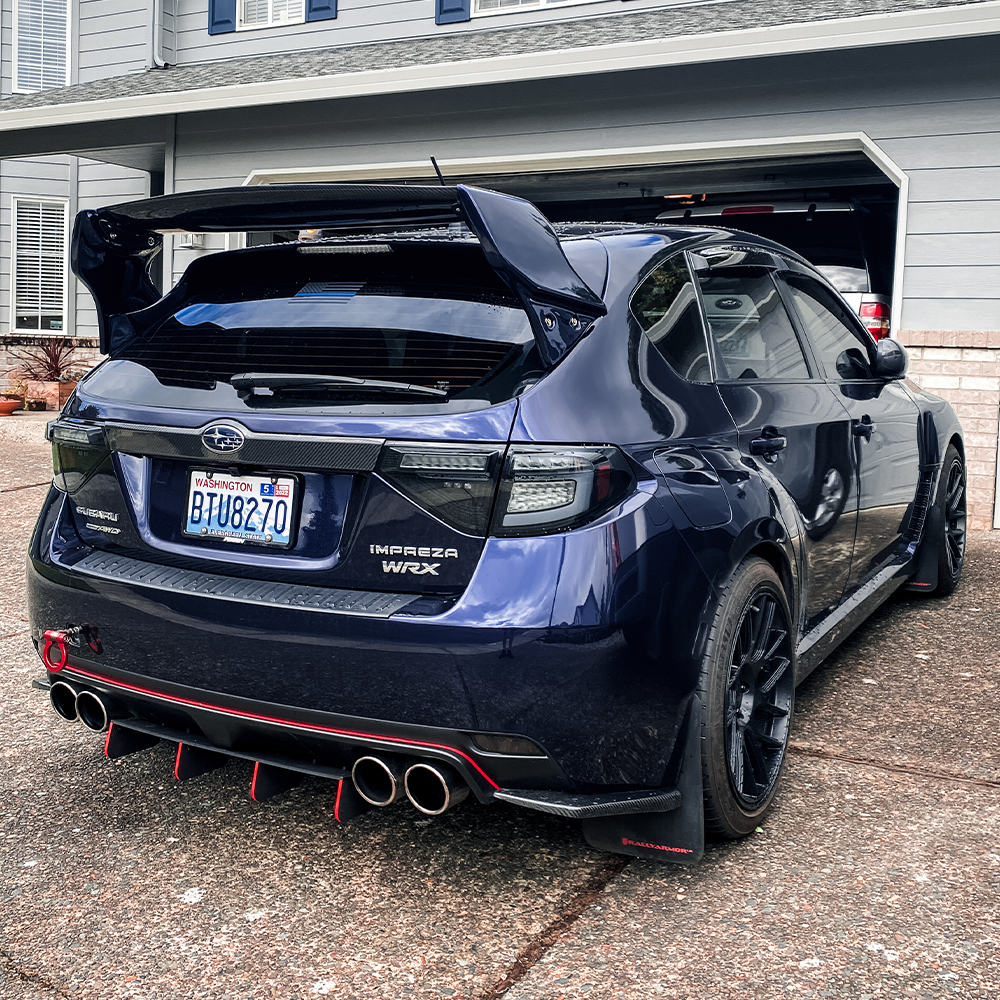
[49,680,79,722]
[352,756,405,807]
[76,690,112,732]
[404,762,470,816]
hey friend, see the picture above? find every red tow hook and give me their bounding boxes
[42,630,69,671]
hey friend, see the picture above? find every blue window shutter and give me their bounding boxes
[306,0,337,20]
[436,0,471,25]
[208,0,237,34]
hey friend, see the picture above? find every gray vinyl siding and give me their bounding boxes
[1,2,12,96]
[165,35,1000,334]
[0,155,71,335]
[161,0,177,65]
[78,0,149,82]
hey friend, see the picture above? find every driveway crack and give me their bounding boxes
[1,948,72,998]
[474,855,630,1000]
[789,743,1000,789]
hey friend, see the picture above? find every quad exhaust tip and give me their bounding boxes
[404,761,469,816]
[49,680,80,723]
[352,755,406,807]
[76,690,112,733]
[48,683,115,732]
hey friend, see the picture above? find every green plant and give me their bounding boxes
[10,339,85,382]
[2,371,28,401]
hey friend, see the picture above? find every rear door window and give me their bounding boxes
[697,269,811,381]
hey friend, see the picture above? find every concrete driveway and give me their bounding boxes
[2,412,997,999]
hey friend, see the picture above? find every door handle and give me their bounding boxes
[852,414,875,442]
[749,426,787,463]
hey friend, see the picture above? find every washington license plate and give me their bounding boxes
[183,470,296,548]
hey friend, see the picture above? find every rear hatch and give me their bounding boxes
[57,237,543,597]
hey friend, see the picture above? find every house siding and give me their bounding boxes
[78,0,149,82]
[0,155,71,337]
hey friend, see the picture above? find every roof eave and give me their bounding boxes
[1,2,998,135]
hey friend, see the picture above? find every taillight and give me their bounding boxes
[377,442,637,537]
[860,301,890,341]
[491,446,635,537]
[46,419,110,493]
[377,443,503,535]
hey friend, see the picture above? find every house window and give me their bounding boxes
[12,199,69,334]
[238,0,305,29]
[12,0,70,93]
[474,0,601,14]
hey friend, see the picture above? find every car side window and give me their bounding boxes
[629,254,712,382]
[781,274,874,380]
[696,269,811,381]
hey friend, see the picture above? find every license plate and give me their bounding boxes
[183,470,297,548]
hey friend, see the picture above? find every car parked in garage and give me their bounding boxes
[29,184,965,863]
[656,199,893,340]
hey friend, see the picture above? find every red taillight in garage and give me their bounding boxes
[860,301,890,341]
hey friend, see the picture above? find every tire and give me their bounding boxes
[934,444,967,596]
[698,557,795,839]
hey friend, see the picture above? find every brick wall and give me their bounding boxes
[897,331,1000,531]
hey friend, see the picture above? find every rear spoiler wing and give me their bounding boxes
[72,183,607,366]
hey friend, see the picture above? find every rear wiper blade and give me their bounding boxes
[231,372,448,398]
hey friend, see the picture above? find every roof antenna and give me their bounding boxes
[430,156,446,187]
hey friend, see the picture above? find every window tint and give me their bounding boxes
[697,270,810,381]
[782,275,873,380]
[630,255,712,382]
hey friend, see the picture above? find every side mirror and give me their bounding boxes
[873,338,907,380]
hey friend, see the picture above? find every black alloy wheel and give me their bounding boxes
[699,557,795,838]
[935,444,967,595]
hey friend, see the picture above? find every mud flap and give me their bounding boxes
[581,696,705,865]
[902,504,940,592]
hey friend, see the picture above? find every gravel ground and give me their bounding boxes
[1,413,997,999]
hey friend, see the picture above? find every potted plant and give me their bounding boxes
[0,373,28,416]
[10,339,86,411]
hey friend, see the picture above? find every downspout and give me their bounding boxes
[148,0,167,68]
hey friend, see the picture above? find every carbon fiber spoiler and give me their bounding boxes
[72,183,607,365]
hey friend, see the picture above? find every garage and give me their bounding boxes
[245,141,903,341]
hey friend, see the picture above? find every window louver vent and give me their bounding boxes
[13,198,67,332]
[120,325,517,393]
[14,0,68,92]
[240,0,304,27]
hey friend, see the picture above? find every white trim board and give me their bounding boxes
[0,2,998,134]
[243,132,910,337]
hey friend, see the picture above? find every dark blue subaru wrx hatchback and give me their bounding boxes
[28,184,966,863]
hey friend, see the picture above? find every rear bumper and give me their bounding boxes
[28,486,711,791]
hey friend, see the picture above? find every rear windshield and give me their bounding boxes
[114,239,540,408]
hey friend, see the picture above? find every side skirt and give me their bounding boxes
[796,560,910,682]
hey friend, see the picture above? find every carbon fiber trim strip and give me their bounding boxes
[110,718,352,781]
[104,422,383,472]
[73,549,419,617]
[493,786,681,819]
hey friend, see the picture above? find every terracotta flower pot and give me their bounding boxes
[0,400,21,417]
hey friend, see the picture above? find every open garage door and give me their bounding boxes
[471,151,899,338]
[245,144,901,334]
